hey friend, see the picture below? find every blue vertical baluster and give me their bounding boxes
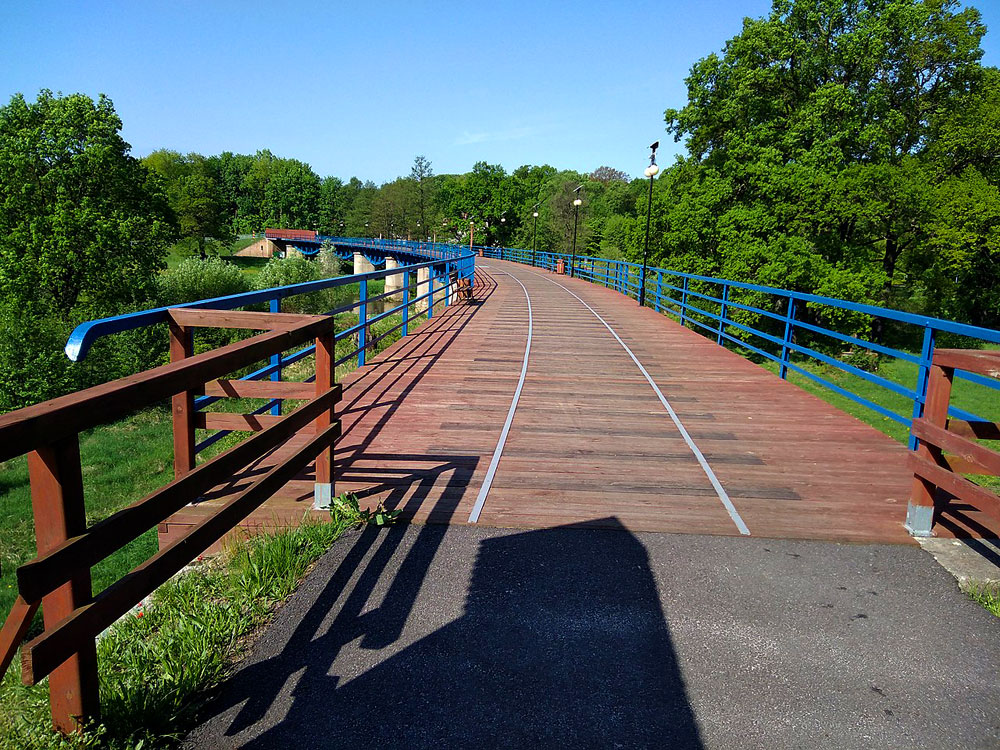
[402,275,410,337]
[358,279,368,368]
[270,297,282,416]
[717,284,729,345]
[779,296,797,379]
[655,271,663,313]
[444,263,451,307]
[909,326,936,450]
[680,278,689,327]
[428,271,435,320]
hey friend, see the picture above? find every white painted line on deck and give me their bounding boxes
[467,270,533,523]
[526,269,751,536]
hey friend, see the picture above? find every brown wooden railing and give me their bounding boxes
[0,308,342,733]
[906,349,1000,536]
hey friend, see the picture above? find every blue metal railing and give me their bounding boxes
[479,246,1000,450]
[67,238,475,455]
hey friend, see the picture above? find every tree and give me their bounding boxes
[590,166,630,184]
[145,150,230,258]
[0,90,173,318]
[656,0,990,323]
[410,156,434,239]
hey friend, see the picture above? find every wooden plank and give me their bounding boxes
[912,418,1000,477]
[909,452,1000,519]
[26,436,100,732]
[196,412,284,431]
[934,348,1000,377]
[16,386,342,604]
[0,597,39,684]
[0,315,338,462]
[167,308,326,331]
[22,421,342,686]
[198,379,318,399]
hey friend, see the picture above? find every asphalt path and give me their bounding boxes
[185,524,1000,749]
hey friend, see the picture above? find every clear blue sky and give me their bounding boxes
[3,1,1000,183]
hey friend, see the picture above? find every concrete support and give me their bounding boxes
[416,267,430,314]
[384,256,404,302]
[433,267,448,307]
[353,252,375,275]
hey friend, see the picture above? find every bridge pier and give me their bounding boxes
[384,256,404,303]
[415,267,430,314]
[353,252,375,275]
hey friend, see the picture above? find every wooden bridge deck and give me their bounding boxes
[161,260,993,547]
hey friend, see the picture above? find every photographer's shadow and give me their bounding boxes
[208,519,703,749]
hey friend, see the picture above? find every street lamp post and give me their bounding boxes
[531,203,540,267]
[570,185,583,278]
[639,141,660,308]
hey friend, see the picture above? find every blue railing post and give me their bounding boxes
[779,296,797,379]
[909,326,936,450]
[680,277,689,327]
[654,270,662,312]
[269,297,282,416]
[402,280,410,337]
[444,263,451,307]
[717,284,729,346]
[428,272,435,320]
[358,279,368,368]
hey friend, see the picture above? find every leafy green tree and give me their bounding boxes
[0,90,173,318]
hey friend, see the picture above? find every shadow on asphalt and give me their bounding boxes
[193,519,703,749]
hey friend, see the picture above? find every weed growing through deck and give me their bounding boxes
[0,495,389,749]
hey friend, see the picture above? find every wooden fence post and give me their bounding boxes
[313,332,336,509]
[169,319,195,478]
[906,362,954,536]
[27,436,100,733]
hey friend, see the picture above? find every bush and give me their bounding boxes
[253,254,334,314]
[158,257,250,306]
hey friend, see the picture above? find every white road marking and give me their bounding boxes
[525,269,751,536]
[467,270,533,523]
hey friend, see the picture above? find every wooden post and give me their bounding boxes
[313,333,335,509]
[27,436,100,733]
[169,319,195,478]
[906,362,954,536]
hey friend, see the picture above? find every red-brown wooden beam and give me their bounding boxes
[169,320,195,478]
[313,332,336,508]
[27,436,100,733]
[907,364,954,536]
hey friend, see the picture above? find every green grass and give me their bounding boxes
[164,237,259,271]
[0,508,374,749]
[965,582,1000,617]
[0,409,173,624]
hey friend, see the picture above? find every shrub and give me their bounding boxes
[158,257,250,306]
[253,254,333,314]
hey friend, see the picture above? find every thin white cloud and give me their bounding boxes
[455,126,536,146]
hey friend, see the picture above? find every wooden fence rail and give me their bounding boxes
[905,349,1000,536]
[0,309,342,733]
